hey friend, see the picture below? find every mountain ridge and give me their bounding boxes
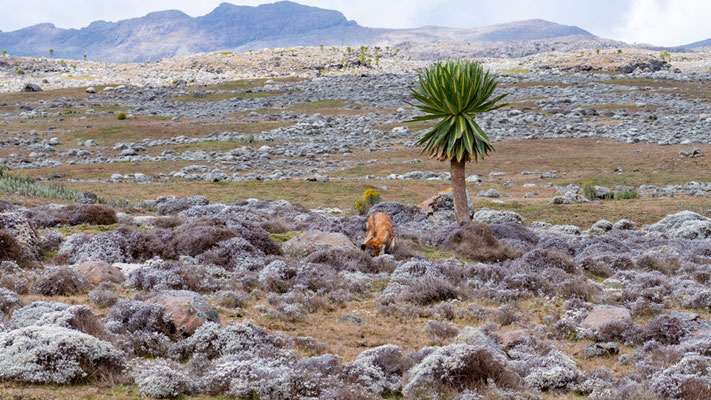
[0,1,598,62]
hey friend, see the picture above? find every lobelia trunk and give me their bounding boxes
[450,157,471,224]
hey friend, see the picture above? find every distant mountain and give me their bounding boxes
[0,1,597,62]
[373,19,593,45]
[685,38,711,48]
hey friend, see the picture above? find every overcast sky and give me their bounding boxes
[0,0,708,46]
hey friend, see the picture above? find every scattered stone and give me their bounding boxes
[147,290,220,336]
[22,83,42,92]
[76,260,125,285]
[584,342,619,357]
[580,305,631,330]
[282,230,357,257]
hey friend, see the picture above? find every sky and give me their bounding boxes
[0,0,708,46]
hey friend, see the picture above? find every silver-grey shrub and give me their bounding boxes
[0,325,125,384]
[131,358,202,398]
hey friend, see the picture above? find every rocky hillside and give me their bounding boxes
[0,1,597,62]
[687,38,711,49]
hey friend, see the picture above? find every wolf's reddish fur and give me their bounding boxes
[361,212,395,256]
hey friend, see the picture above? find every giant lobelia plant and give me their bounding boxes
[409,59,508,223]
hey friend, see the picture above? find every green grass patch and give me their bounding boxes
[271,231,303,243]
[53,223,120,236]
[0,168,84,201]
[199,77,306,92]
[375,120,435,132]
[554,173,711,189]
[418,245,459,261]
[499,68,529,74]
[170,91,284,103]
[288,99,349,113]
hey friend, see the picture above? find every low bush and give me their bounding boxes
[170,219,235,257]
[403,344,522,396]
[354,189,382,216]
[424,320,459,343]
[33,266,90,296]
[0,229,22,264]
[434,222,521,263]
[644,314,688,345]
[400,276,461,305]
[69,204,117,226]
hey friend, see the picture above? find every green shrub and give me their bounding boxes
[582,181,596,200]
[117,112,127,120]
[0,167,83,201]
[615,190,639,200]
[354,189,382,216]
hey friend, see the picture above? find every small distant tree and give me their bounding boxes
[617,49,622,54]
[49,49,54,57]
[409,60,508,223]
[83,54,87,61]
[2,50,5,57]
[660,51,671,61]
[596,48,600,55]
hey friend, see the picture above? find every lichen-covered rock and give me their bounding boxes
[147,290,220,336]
[0,325,125,384]
[474,208,525,225]
[281,230,357,257]
[645,211,711,239]
[77,260,125,285]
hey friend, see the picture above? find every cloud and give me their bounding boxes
[613,0,711,45]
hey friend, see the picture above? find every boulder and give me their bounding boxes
[584,342,619,357]
[477,188,501,198]
[76,260,125,285]
[498,329,530,349]
[22,83,42,92]
[552,192,589,205]
[679,148,704,158]
[282,230,357,257]
[474,208,525,225]
[580,305,631,330]
[86,87,97,94]
[147,290,220,336]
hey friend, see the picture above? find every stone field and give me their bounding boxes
[2,48,711,399]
